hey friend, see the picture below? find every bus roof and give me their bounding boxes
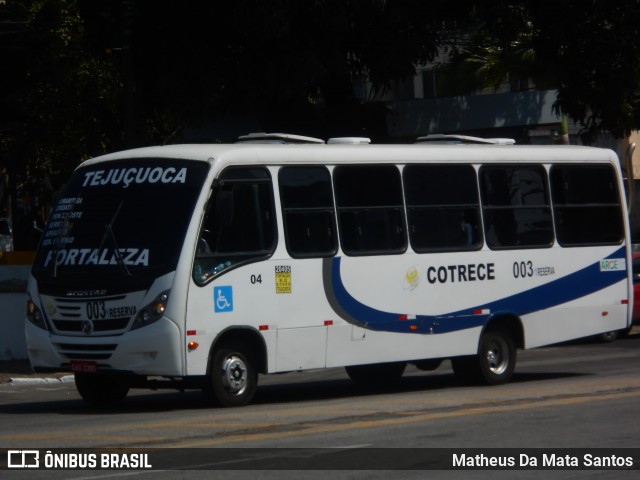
[415,134,516,145]
[81,142,619,169]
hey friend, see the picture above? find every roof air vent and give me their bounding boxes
[415,134,515,145]
[236,133,325,144]
[327,137,371,144]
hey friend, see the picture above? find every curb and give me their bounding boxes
[6,375,75,385]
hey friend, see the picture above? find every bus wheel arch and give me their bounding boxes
[452,314,522,386]
[204,328,266,407]
[482,314,524,350]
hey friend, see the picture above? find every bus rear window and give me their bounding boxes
[551,165,624,246]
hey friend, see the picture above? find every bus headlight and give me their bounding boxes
[26,297,49,331]
[130,291,170,330]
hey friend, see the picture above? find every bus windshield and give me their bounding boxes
[32,158,209,283]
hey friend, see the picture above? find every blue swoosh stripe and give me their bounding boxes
[328,246,628,334]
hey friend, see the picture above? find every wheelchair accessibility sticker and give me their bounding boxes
[214,286,233,313]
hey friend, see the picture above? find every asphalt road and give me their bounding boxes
[1,333,640,479]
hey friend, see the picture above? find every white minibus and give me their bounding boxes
[26,135,633,406]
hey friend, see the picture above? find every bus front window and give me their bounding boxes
[32,158,209,288]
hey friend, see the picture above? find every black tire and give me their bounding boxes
[206,344,257,407]
[345,362,406,386]
[413,359,444,372]
[452,329,516,386]
[74,373,130,405]
[598,331,619,343]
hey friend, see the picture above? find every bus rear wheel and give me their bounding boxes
[74,373,130,405]
[451,329,516,385]
[206,344,257,407]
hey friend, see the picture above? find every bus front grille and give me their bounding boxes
[52,318,130,332]
[49,296,131,334]
[54,343,117,361]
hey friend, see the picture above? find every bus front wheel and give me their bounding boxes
[206,344,257,407]
[451,329,516,385]
[74,373,130,405]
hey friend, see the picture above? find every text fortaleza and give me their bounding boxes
[43,248,150,268]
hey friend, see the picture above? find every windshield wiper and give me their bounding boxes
[97,201,132,277]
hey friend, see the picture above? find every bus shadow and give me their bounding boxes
[509,371,590,384]
[0,370,588,415]
[0,390,206,415]
[251,370,588,406]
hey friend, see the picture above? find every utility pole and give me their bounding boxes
[121,0,136,148]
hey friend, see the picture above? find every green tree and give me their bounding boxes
[115,0,455,141]
[2,0,460,246]
[1,0,122,172]
[0,0,121,247]
[449,0,640,142]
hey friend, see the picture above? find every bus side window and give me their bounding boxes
[550,165,624,246]
[480,165,554,249]
[403,164,482,252]
[333,165,407,256]
[194,167,277,283]
[279,166,338,258]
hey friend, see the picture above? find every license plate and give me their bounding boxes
[71,360,97,373]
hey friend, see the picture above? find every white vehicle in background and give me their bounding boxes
[25,134,633,407]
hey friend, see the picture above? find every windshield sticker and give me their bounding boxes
[82,166,187,189]
[43,248,149,267]
[41,196,83,247]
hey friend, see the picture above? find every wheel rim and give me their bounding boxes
[220,354,248,395]
[485,336,509,375]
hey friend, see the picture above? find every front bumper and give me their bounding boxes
[25,317,184,377]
